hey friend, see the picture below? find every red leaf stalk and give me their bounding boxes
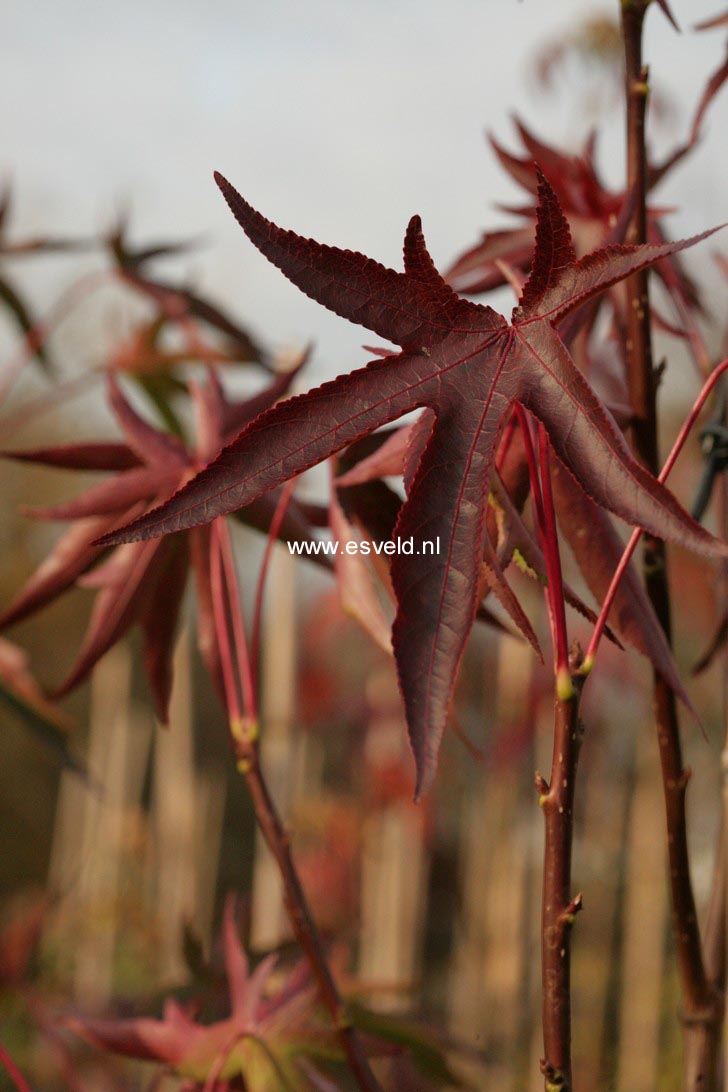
[0,1041,34,1092]
[514,405,571,690]
[538,425,571,692]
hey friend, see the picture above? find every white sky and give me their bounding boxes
[2,0,728,386]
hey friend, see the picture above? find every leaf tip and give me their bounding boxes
[412,752,437,803]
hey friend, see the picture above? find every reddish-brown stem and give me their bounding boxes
[620,4,721,1084]
[517,407,583,1085]
[539,671,584,1092]
[209,519,383,1092]
[0,1041,34,1092]
[241,755,382,1091]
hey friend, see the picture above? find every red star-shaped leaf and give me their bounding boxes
[102,170,725,796]
[1,364,316,720]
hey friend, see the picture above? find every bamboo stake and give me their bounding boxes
[250,547,298,950]
[571,715,636,1089]
[359,800,428,1011]
[448,636,532,1056]
[616,720,669,1092]
[72,644,131,1006]
[150,629,197,982]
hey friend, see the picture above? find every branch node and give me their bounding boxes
[568,640,584,674]
[230,715,260,746]
[678,989,724,1029]
[556,667,575,702]
[535,771,550,805]
[540,1059,570,1091]
[559,893,584,927]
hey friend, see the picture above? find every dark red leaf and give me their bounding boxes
[99,171,726,796]
[140,535,189,722]
[2,443,142,471]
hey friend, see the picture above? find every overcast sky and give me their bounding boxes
[3,0,728,388]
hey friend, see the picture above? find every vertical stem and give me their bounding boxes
[529,418,584,1089]
[619,3,721,1085]
[539,673,584,1091]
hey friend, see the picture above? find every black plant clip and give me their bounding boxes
[692,376,728,522]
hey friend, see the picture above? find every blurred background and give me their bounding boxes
[2,1,728,1089]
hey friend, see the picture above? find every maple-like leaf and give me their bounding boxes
[447,118,710,326]
[101,170,725,797]
[108,216,267,367]
[67,901,343,1091]
[0,182,94,375]
[0,363,316,720]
